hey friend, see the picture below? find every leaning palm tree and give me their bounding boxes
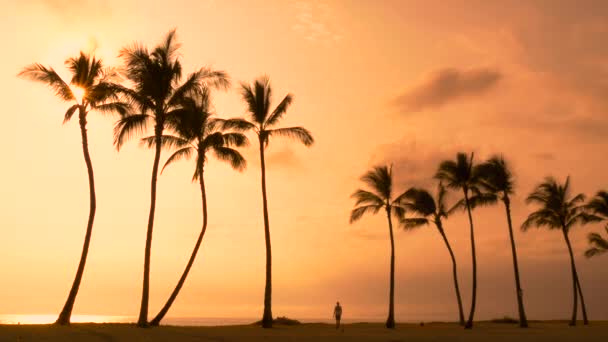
[350,165,407,329]
[113,30,229,327]
[522,176,600,325]
[146,90,248,326]
[476,156,528,328]
[234,76,313,328]
[399,183,465,326]
[585,191,608,258]
[19,53,127,325]
[435,152,481,329]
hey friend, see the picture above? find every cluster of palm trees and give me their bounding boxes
[351,153,608,329]
[19,30,313,328]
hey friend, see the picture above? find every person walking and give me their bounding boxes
[334,301,343,329]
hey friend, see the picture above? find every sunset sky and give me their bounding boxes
[1,0,607,322]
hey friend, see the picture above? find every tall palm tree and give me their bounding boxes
[521,176,600,326]
[19,52,127,325]
[350,165,407,329]
[146,90,248,326]
[399,184,465,326]
[113,30,229,327]
[435,152,481,329]
[234,76,313,328]
[476,156,528,328]
[585,191,608,258]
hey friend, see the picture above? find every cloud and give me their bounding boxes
[394,67,502,113]
[266,147,303,169]
[291,0,344,45]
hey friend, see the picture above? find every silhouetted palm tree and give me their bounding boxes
[435,152,481,329]
[146,90,248,326]
[399,184,465,326]
[476,156,528,328]
[113,30,229,327]
[19,52,127,325]
[521,177,600,325]
[585,191,608,258]
[350,165,407,329]
[232,76,313,328]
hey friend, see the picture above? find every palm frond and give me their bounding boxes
[92,102,130,116]
[161,146,194,173]
[220,118,257,132]
[584,231,608,258]
[400,217,429,230]
[222,132,249,148]
[213,146,246,171]
[113,114,151,150]
[351,189,384,207]
[19,64,74,101]
[587,190,608,218]
[265,93,293,126]
[63,104,80,124]
[140,134,189,150]
[268,126,314,146]
[397,187,436,217]
[360,165,392,201]
[350,204,382,223]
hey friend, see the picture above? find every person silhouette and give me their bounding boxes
[333,301,342,329]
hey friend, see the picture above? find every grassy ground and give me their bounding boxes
[0,321,606,341]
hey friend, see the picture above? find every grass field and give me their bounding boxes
[0,321,606,341]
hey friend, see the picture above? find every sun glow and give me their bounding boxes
[70,85,86,104]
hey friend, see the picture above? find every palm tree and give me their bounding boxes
[350,165,407,329]
[19,52,127,325]
[435,152,481,329]
[146,90,248,326]
[399,184,465,326]
[235,76,314,328]
[113,30,229,327]
[476,156,528,328]
[521,176,600,325]
[585,191,608,258]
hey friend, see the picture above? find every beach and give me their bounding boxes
[1,322,607,341]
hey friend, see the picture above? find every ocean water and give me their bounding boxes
[0,314,385,326]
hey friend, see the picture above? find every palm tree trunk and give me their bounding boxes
[385,206,396,329]
[435,219,465,326]
[55,111,96,325]
[504,198,528,328]
[576,276,589,325]
[464,190,477,329]
[259,138,273,328]
[150,171,209,326]
[562,228,578,326]
[137,124,163,328]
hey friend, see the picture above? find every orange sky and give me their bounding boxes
[1,0,607,321]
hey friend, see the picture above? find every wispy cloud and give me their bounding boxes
[394,67,502,113]
[291,0,344,45]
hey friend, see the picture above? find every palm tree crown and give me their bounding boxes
[234,76,314,147]
[521,177,597,232]
[20,52,128,121]
[350,165,406,223]
[156,90,249,176]
[113,30,229,148]
[585,191,608,258]
[399,184,450,228]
